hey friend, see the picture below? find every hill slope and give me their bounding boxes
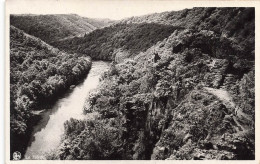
[49,7,255,160]
[53,7,254,62]
[122,7,254,40]
[10,25,92,159]
[10,14,114,44]
[53,23,183,60]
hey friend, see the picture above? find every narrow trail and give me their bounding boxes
[233,117,246,131]
[203,87,251,132]
[204,87,235,108]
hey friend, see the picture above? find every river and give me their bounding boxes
[24,61,110,159]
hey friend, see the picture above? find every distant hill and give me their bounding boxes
[52,23,183,60]
[10,14,115,44]
[53,7,254,61]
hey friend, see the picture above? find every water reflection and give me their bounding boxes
[25,61,110,159]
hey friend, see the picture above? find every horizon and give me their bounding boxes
[7,0,189,20]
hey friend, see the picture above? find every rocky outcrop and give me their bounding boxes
[51,8,254,160]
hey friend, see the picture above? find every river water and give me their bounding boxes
[24,61,110,159]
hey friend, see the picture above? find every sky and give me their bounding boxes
[6,0,190,20]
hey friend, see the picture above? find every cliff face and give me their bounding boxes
[50,8,254,160]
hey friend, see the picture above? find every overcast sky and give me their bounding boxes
[7,0,189,20]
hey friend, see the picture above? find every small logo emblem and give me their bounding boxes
[13,151,21,160]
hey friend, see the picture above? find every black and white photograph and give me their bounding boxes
[4,0,258,162]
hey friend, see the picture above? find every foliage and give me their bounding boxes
[55,118,124,160]
[11,7,254,160]
[55,20,254,159]
[10,26,92,158]
[10,14,114,44]
[53,23,183,60]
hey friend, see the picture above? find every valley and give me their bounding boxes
[9,7,255,160]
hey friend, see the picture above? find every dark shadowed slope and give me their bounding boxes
[121,7,254,39]
[10,14,114,44]
[52,23,183,60]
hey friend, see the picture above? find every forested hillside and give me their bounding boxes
[53,23,182,60]
[53,7,254,62]
[10,14,114,44]
[122,7,254,43]
[10,26,92,158]
[49,7,255,160]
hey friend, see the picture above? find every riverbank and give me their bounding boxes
[24,61,110,159]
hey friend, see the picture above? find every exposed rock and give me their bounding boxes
[50,8,255,160]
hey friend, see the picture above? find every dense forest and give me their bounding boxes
[121,7,254,46]
[52,23,183,60]
[53,7,254,62]
[10,26,92,158]
[10,7,255,160]
[10,14,114,44]
[46,7,255,160]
